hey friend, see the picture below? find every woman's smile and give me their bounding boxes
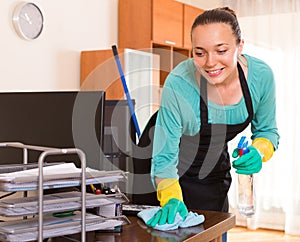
[206,68,224,77]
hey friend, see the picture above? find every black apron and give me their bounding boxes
[178,63,253,212]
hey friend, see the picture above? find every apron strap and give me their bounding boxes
[200,74,208,124]
[199,62,254,126]
[238,62,254,119]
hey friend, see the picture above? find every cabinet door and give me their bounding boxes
[80,49,125,100]
[183,4,204,49]
[152,0,183,47]
[118,0,152,50]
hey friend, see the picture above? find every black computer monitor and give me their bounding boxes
[0,91,105,170]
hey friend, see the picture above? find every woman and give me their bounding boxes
[147,6,280,237]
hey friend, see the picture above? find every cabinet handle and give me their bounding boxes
[165,40,176,45]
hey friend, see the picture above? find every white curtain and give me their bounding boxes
[223,0,300,236]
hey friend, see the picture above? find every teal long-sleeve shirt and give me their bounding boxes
[151,54,280,181]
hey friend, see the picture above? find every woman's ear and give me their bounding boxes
[238,39,245,55]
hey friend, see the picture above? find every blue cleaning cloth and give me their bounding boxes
[137,207,205,231]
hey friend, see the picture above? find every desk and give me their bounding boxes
[53,210,235,242]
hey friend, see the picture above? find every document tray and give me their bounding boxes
[0,191,129,217]
[0,211,130,242]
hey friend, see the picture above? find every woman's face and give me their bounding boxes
[192,22,243,85]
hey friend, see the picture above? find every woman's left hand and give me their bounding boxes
[232,146,262,174]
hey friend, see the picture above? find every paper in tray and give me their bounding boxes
[0,162,61,174]
[0,191,129,217]
[0,163,127,191]
[0,211,130,242]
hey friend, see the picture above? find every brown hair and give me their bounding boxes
[191,7,241,44]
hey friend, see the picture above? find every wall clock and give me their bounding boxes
[12,2,44,40]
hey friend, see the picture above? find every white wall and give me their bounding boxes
[0,0,118,91]
[0,0,224,93]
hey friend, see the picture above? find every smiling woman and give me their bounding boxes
[148,7,279,242]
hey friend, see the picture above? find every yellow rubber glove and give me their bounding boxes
[147,179,187,227]
[156,178,183,207]
[252,138,274,162]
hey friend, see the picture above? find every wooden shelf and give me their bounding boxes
[151,43,190,86]
[152,43,171,86]
[173,47,191,67]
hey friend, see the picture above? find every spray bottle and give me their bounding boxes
[236,136,256,217]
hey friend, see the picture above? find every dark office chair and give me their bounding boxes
[131,111,159,205]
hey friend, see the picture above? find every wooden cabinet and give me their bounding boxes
[118,0,184,49]
[118,0,204,86]
[152,0,183,47]
[80,1,204,103]
[118,1,152,50]
[183,4,204,49]
[80,49,125,100]
[80,48,160,131]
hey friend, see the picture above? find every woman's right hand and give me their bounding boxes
[147,178,188,226]
[147,198,188,226]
